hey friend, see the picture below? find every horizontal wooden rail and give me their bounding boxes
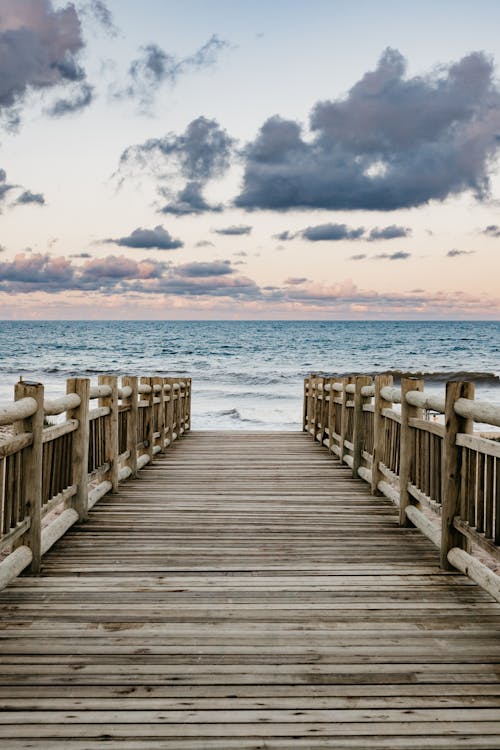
[0,374,192,590]
[304,372,500,602]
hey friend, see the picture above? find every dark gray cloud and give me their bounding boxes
[368,225,410,241]
[214,224,252,236]
[235,49,500,211]
[301,223,364,241]
[273,230,295,241]
[275,223,408,242]
[47,82,94,117]
[118,35,229,107]
[374,251,411,260]
[0,252,258,300]
[159,181,223,216]
[0,252,167,293]
[120,116,234,215]
[79,1,118,36]
[70,252,91,258]
[447,248,475,257]
[0,168,16,203]
[483,225,500,237]
[0,0,93,127]
[105,225,183,250]
[175,260,233,277]
[14,190,45,206]
[149,274,260,299]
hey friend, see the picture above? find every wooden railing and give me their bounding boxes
[304,373,500,601]
[0,375,191,589]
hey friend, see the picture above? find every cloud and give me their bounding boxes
[214,224,252,236]
[159,181,223,216]
[350,253,367,261]
[1,252,498,316]
[447,248,475,257]
[0,0,92,127]
[374,251,411,260]
[78,1,118,36]
[235,49,500,211]
[273,230,295,241]
[0,168,16,203]
[105,225,183,250]
[195,240,215,248]
[117,35,229,107]
[46,82,93,116]
[367,225,410,241]
[13,189,45,206]
[119,116,235,215]
[175,260,233,277]
[0,251,258,300]
[483,225,500,237]
[301,223,364,241]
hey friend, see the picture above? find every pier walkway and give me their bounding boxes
[1,430,499,748]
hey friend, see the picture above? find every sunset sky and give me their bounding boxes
[2,0,500,319]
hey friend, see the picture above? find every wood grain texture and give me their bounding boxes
[0,430,499,748]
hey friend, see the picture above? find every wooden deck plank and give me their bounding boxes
[0,430,499,747]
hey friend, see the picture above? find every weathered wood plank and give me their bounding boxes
[0,430,499,746]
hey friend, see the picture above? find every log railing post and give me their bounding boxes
[399,377,423,526]
[371,374,393,495]
[352,375,372,479]
[99,375,119,492]
[13,381,44,573]
[339,376,354,462]
[441,380,474,569]
[327,378,336,455]
[153,376,166,453]
[314,376,325,443]
[185,378,192,432]
[122,376,138,478]
[308,374,316,437]
[66,378,90,521]
[141,376,154,461]
[303,377,309,432]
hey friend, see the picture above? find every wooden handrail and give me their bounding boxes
[0,374,192,590]
[304,372,500,601]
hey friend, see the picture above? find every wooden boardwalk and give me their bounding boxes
[0,430,499,748]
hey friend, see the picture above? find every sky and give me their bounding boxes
[1,0,500,319]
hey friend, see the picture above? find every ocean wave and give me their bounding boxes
[200,408,264,425]
[311,369,500,384]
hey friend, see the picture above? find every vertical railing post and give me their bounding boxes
[302,377,309,432]
[122,376,138,478]
[339,376,353,462]
[328,377,336,455]
[308,374,316,437]
[352,375,372,479]
[141,376,154,461]
[99,375,119,492]
[14,381,44,573]
[186,377,192,432]
[371,374,393,495]
[441,380,474,569]
[314,376,325,443]
[66,377,90,522]
[153,376,166,453]
[399,377,423,526]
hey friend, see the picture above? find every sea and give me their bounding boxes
[0,320,499,430]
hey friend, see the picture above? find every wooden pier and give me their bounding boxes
[0,374,499,746]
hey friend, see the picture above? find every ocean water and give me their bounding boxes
[0,320,499,430]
